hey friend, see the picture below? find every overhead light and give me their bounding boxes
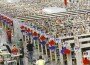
[42,7,67,14]
[6,0,20,3]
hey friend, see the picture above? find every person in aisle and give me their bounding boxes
[26,40,34,63]
[19,39,23,48]
[36,56,45,65]
[3,44,11,53]
[0,55,4,65]
[11,45,20,65]
[82,57,90,65]
[6,28,12,44]
[19,45,24,65]
[11,45,18,55]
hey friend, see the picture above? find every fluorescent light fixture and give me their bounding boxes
[42,7,67,14]
[6,0,20,3]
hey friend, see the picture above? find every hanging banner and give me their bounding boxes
[55,38,61,43]
[74,35,80,52]
[63,41,68,47]
[48,39,56,46]
[83,51,90,58]
[74,46,80,52]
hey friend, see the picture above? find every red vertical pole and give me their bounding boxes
[64,0,67,6]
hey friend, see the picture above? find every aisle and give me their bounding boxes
[23,42,60,65]
[23,42,38,65]
[0,28,7,46]
[0,28,60,65]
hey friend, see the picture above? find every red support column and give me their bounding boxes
[64,0,67,6]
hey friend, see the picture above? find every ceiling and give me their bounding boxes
[0,0,89,18]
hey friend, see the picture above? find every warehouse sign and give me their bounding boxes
[74,46,80,52]
[83,51,90,57]
[55,38,61,43]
